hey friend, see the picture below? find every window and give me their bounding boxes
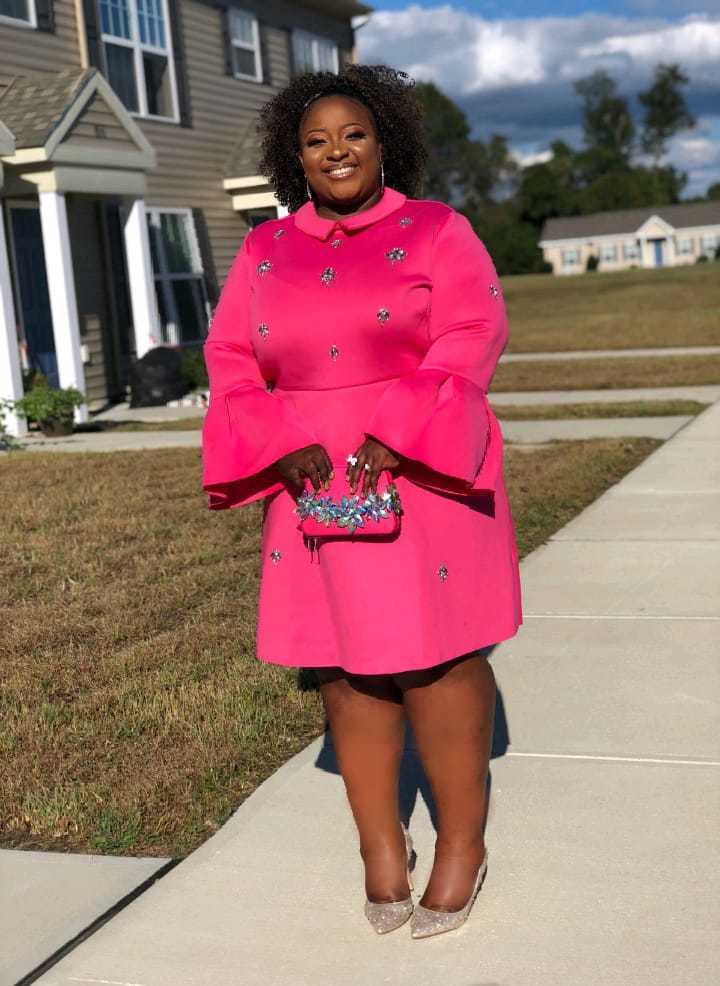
[701,234,717,256]
[623,242,640,260]
[561,248,580,267]
[147,209,209,344]
[599,244,617,262]
[99,0,178,120]
[246,207,278,228]
[292,29,339,74]
[0,0,35,25]
[228,9,262,81]
[677,237,694,255]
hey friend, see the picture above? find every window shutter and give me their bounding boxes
[221,10,234,77]
[82,0,103,69]
[167,0,192,127]
[286,28,297,79]
[192,209,219,306]
[258,22,272,87]
[35,0,55,32]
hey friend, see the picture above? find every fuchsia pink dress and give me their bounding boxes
[201,186,522,674]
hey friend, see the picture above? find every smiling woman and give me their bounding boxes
[201,64,522,941]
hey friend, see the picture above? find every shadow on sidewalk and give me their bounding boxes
[306,644,511,837]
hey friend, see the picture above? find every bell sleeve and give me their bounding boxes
[364,209,507,497]
[201,235,320,510]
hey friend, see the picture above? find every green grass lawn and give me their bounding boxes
[493,399,707,420]
[0,438,659,858]
[503,263,720,353]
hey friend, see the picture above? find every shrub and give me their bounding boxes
[13,385,85,435]
[179,347,209,390]
[586,254,599,272]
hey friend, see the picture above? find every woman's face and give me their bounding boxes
[297,95,383,212]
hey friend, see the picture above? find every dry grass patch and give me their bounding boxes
[504,263,720,352]
[1,438,659,857]
[494,399,706,421]
[492,354,720,393]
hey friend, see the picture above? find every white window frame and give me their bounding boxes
[100,0,180,123]
[146,207,209,345]
[676,237,694,256]
[292,28,339,74]
[600,244,618,262]
[700,234,717,255]
[0,0,36,28]
[623,241,640,260]
[228,8,263,83]
[561,248,580,267]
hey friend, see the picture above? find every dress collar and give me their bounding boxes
[294,186,407,240]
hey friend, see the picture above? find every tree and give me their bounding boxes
[638,64,696,163]
[574,70,635,166]
[707,182,720,201]
[414,82,471,201]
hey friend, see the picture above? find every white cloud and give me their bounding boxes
[356,7,720,193]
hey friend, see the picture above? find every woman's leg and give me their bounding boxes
[315,667,409,902]
[395,652,496,910]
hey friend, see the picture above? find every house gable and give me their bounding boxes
[636,215,675,239]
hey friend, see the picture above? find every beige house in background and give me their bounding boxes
[540,202,720,276]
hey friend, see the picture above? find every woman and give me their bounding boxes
[201,64,522,939]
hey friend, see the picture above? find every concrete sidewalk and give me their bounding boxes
[490,383,720,406]
[25,402,720,986]
[500,344,720,362]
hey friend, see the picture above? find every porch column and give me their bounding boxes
[0,204,27,437]
[38,190,88,423]
[122,197,159,359]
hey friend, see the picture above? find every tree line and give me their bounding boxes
[416,64,718,275]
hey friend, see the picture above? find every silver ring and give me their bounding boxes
[346,454,358,466]
[363,463,371,471]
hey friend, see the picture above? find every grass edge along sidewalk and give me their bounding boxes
[0,438,659,859]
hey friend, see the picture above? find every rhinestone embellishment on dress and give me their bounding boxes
[330,238,343,249]
[438,565,449,582]
[270,549,282,564]
[320,266,336,284]
[399,216,413,227]
[329,345,340,361]
[273,229,286,239]
[258,322,269,338]
[489,283,499,297]
[257,260,272,276]
[377,308,391,323]
[385,247,407,264]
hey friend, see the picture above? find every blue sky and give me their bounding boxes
[357,2,720,194]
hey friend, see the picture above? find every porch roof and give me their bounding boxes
[0,69,93,151]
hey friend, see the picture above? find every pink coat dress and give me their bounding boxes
[201,186,522,674]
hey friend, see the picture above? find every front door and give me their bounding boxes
[9,204,59,388]
[653,239,665,267]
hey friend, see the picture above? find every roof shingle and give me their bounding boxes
[0,68,96,150]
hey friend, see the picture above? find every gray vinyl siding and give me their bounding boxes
[0,3,81,91]
[62,93,140,154]
[140,2,291,283]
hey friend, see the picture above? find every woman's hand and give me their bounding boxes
[346,436,401,497]
[275,444,334,493]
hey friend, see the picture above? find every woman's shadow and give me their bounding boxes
[299,645,510,835]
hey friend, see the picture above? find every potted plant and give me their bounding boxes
[12,383,86,437]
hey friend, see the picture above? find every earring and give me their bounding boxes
[306,177,312,200]
[380,160,385,192]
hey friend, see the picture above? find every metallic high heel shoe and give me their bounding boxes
[410,849,488,940]
[364,826,415,935]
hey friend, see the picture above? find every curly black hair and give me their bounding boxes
[256,63,428,213]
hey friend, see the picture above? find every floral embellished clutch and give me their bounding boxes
[294,466,402,539]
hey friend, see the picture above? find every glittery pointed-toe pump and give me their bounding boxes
[410,849,488,940]
[364,826,415,935]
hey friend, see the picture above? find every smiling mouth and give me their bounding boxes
[325,165,357,180]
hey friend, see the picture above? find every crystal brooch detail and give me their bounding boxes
[270,549,282,564]
[258,322,269,338]
[257,260,272,276]
[329,345,340,361]
[438,565,449,582]
[377,308,391,323]
[385,247,407,264]
[320,267,336,284]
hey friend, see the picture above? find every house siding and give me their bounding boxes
[0,3,81,94]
